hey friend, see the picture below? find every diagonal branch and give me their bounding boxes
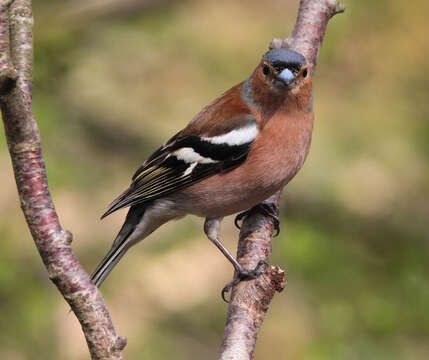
[219,1,345,359]
[0,1,126,359]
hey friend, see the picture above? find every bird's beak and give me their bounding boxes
[275,68,295,88]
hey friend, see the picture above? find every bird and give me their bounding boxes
[91,48,314,299]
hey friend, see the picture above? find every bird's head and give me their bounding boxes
[243,48,312,113]
[259,48,309,93]
[242,48,312,113]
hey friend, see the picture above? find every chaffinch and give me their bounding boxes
[91,48,313,296]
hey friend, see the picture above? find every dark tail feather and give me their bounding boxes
[90,230,132,288]
[91,204,147,287]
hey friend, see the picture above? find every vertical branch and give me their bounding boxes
[219,1,345,359]
[0,1,126,359]
[220,194,286,360]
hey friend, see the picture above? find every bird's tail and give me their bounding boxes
[91,204,147,288]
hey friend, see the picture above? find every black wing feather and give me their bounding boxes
[102,118,257,219]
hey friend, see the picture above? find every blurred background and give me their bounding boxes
[1,0,428,359]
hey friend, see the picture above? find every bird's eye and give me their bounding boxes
[263,65,270,76]
[302,68,308,78]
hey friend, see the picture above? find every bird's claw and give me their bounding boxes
[234,203,280,236]
[221,260,269,302]
[260,203,280,236]
[234,211,247,229]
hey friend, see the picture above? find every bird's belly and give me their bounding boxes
[183,156,306,216]
[181,174,280,217]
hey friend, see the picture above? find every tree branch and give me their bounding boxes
[219,1,345,359]
[0,1,126,359]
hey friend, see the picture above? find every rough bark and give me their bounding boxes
[219,1,345,359]
[0,1,125,359]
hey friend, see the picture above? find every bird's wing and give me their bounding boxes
[101,113,258,218]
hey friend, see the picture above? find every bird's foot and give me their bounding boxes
[221,260,269,302]
[234,202,280,236]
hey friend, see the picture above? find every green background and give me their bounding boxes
[1,0,428,359]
